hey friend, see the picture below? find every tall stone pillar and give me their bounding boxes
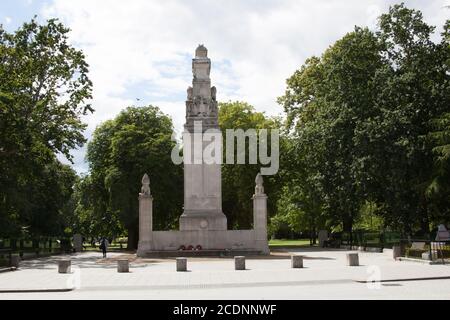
[179,45,227,231]
[137,174,153,256]
[253,173,269,254]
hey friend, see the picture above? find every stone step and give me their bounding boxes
[141,249,263,258]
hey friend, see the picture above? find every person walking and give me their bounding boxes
[99,237,109,258]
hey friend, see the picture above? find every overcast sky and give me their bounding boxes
[1,0,449,174]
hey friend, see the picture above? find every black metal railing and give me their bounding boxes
[0,248,12,268]
[332,231,401,249]
[398,239,450,264]
[0,237,73,265]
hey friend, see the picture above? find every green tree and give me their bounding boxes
[364,4,450,233]
[278,4,450,236]
[70,175,123,240]
[0,18,92,237]
[279,27,383,235]
[85,106,182,248]
[0,157,77,238]
[24,160,78,237]
[425,21,450,227]
[219,101,283,229]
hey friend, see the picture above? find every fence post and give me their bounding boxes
[363,232,367,248]
[380,232,384,250]
[428,241,433,261]
[19,240,24,258]
[399,240,404,257]
[35,239,40,257]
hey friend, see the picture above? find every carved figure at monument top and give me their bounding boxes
[141,173,151,196]
[255,173,265,195]
[195,44,208,58]
[185,45,218,131]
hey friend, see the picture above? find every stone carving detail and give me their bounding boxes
[195,44,208,58]
[141,173,151,196]
[186,97,219,118]
[255,173,264,195]
[210,100,218,117]
[185,45,219,130]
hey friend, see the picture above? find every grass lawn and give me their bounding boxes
[269,239,312,247]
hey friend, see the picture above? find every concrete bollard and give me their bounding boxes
[117,259,129,273]
[392,245,401,260]
[291,255,304,268]
[347,253,359,266]
[234,256,246,270]
[58,259,71,273]
[10,254,20,269]
[176,257,187,272]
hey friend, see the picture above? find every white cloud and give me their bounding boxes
[4,16,12,24]
[42,0,449,173]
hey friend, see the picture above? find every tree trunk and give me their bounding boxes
[419,203,430,238]
[420,217,430,238]
[343,217,353,245]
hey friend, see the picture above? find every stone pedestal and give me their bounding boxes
[291,255,303,268]
[117,260,129,273]
[252,174,269,254]
[73,234,83,252]
[179,211,227,231]
[58,260,71,273]
[137,174,153,256]
[176,257,187,272]
[318,230,328,247]
[392,245,401,260]
[234,256,246,270]
[347,253,359,266]
[10,254,20,269]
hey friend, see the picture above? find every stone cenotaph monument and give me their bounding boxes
[137,45,269,256]
[179,44,228,232]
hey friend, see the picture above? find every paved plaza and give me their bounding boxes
[0,248,449,300]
